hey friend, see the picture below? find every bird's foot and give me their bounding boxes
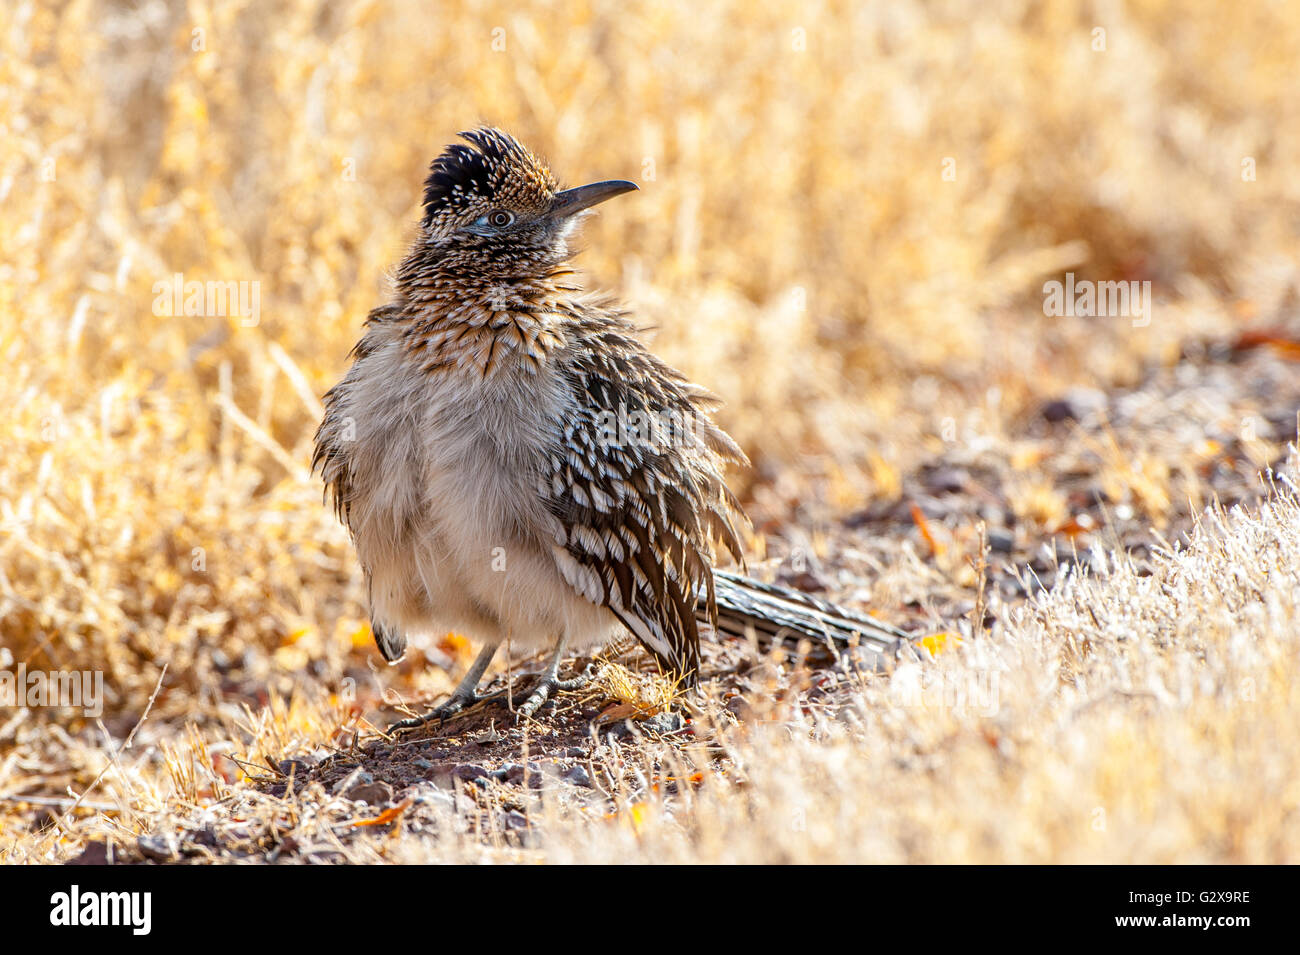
[514,664,593,723]
[390,689,495,733]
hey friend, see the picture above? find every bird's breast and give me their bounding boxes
[404,295,570,379]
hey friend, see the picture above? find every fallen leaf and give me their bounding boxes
[350,796,413,828]
[472,722,501,745]
[1054,513,1096,538]
[916,632,961,657]
[596,702,639,725]
[910,503,946,558]
[1233,330,1300,361]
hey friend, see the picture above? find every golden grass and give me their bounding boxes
[470,491,1300,864]
[12,488,1298,864]
[3,0,1300,862]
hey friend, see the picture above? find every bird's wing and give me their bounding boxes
[312,303,406,528]
[541,320,747,683]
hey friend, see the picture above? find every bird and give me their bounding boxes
[313,127,907,727]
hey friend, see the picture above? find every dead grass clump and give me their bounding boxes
[536,490,1300,863]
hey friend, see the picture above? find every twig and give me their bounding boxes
[0,794,120,813]
[213,391,311,482]
[53,663,168,833]
[971,519,989,636]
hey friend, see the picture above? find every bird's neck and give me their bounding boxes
[394,249,583,378]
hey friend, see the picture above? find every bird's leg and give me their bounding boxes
[390,639,501,731]
[514,635,592,722]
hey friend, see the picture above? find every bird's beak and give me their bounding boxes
[550,179,639,218]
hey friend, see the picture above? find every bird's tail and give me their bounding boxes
[703,569,910,670]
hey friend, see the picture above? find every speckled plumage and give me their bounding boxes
[313,128,747,686]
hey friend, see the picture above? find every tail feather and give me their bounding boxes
[372,620,408,663]
[703,569,910,669]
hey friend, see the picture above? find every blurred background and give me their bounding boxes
[3,0,1299,714]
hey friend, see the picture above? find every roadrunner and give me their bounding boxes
[314,128,906,726]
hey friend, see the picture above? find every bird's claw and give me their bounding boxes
[514,664,593,723]
[390,691,486,733]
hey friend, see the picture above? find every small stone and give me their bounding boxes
[68,840,111,865]
[987,528,1015,554]
[451,764,489,783]
[608,710,685,739]
[789,571,829,593]
[562,765,593,788]
[1041,399,1076,423]
[138,833,178,862]
[642,711,685,734]
[501,761,543,785]
[344,780,394,806]
[331,769,373,796]
[275,834,301,857]
[500,810,529,832]
[924,467,969,495]
[1043,387,1107,423]
[278,756,316,778]
[407,782,454,810]
[725,694,753,720]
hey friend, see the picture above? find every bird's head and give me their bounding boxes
[413,127,637,276]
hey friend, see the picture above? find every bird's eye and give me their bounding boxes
[482,210,514,228]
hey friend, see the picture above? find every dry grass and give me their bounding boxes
[3,0,1300,863]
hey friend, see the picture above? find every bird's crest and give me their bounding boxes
[421,127,558,224]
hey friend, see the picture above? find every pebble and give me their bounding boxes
[1041,398,1076,423]
[278,756,317,778]
[642,711,685,734]
[137,833,178,862]
[500,810,529,832]
[406,782,455,810]
[725,694,753,720]
[562,765,593,788]
[987,528,1015,553]
[497,761,547,788]
[606,710,685,739]
[450,764,489,782]
[68,841,111,865]
[923,466,970,494]
[331,769,373,796]
[344,780,394,806]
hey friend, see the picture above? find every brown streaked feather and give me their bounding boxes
[539,302,749,683]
